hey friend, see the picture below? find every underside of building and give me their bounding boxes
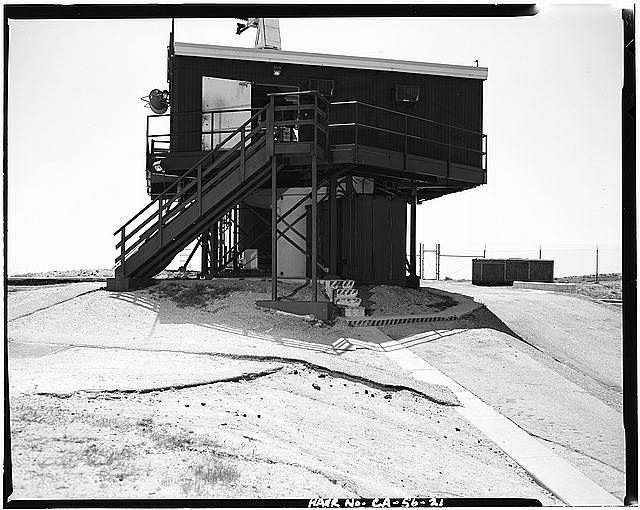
[108,26,488,311]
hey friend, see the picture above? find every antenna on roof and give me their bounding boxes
[235,18,281,50]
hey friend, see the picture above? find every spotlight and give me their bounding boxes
[273,65,282,76]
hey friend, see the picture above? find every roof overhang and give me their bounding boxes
[174,42,488,80]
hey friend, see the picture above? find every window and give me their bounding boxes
[308,79,335,97]
[395,85,420,103]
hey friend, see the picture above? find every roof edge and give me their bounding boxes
[174,42,488,80]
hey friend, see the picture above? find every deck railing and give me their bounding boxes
[146,97,486,174]
[329,100,487,170]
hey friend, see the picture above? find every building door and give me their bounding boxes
[201,77,252,151]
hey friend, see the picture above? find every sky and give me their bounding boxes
[6,6,624,276]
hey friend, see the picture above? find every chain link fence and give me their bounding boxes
[419,244,622,280]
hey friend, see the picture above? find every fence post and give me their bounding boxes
[436,243,441,281]
[539,245,542,259]
[483,243,486,258]
[596,244,599,283]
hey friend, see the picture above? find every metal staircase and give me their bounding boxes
[112,91,329,284]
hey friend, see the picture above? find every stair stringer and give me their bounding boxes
[116,141,276,279]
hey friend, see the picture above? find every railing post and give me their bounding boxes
[354,102,359,163]
[447,126,452,181]
[158,200,163,247]
[241,127,246,181]
[404,115,408,171]
[197,164,202,216]
[313,92,318,155]
[271,156,278,301]
[311,153,318,302]
[120,228,126,276]
[267,96,275,157]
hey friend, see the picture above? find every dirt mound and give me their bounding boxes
[359,285,458,316]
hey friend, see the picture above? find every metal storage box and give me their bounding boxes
[472,258,554,286]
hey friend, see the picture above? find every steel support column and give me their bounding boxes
[210,223,218,276]
[201,229,209,276]
[311,154,318,301]
[410,192,417,275]
[271,157,278,301]
[407,190,419,288]
[329,174,338,275]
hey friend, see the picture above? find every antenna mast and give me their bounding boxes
[236,18,281,50]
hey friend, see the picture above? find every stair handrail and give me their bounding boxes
[114,103,269,237]
[116,90,329,275]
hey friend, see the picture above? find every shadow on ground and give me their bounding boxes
[377,305,527,352]
[107,281,523,357]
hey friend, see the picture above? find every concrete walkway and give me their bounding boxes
[364,327,622,505]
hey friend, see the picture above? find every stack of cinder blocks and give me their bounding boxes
[323,279,366,317]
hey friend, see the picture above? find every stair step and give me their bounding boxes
[343,306,366,317]
[336,297,362,307]
[334,288,358,298]
[324,279,355,290]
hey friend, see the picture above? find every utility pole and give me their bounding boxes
[436,243,441,281]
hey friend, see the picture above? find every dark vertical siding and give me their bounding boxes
[312,194,407,285]
[172,55,484,158]
[390,198,407,285]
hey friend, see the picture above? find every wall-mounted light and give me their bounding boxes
[273,65,282,76]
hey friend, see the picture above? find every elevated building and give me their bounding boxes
[109,21,488,315]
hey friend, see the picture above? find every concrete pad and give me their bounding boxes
[106,277,156,291]
[513,281,577,293]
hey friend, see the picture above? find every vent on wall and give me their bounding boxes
[395,85,420,103]
[308,79,335,97]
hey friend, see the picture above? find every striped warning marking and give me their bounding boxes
[346,314,460,327]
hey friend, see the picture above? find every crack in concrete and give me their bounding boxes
[19,341,457,406]
[33,367,284,399]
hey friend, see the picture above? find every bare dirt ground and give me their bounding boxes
[555,273,622,300]
[11,268,114,278]
[6,280,559,502]
[9,348,556,500]
[359,285,456,315]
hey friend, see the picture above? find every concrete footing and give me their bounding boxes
[106,278,156,292]
[255,300,333,322]
[406,275,420,289]
[513,281,577,293]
